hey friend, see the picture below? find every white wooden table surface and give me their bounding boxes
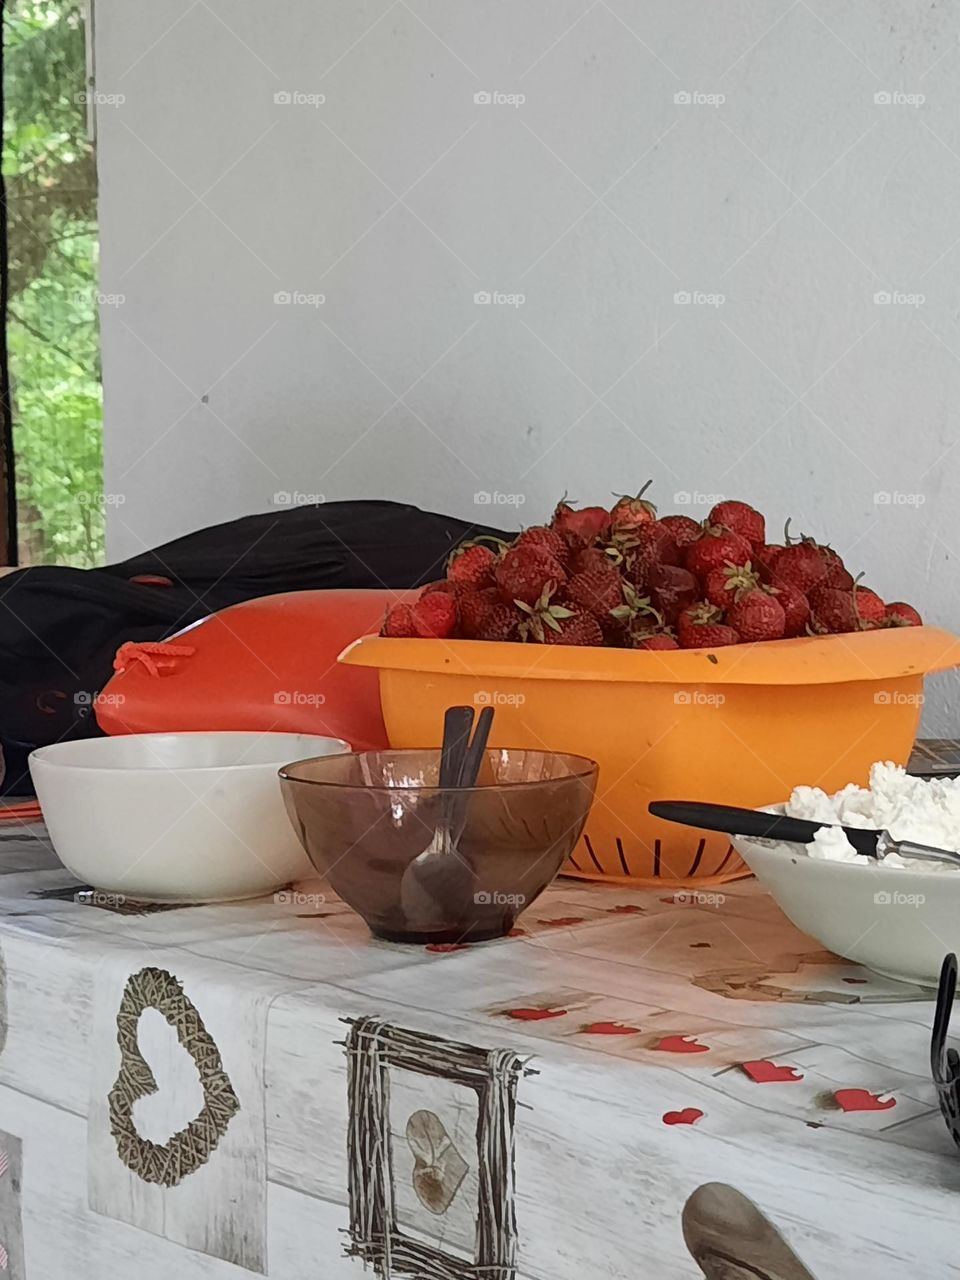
[0,819,955,1279]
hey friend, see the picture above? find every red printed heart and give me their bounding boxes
[581,1021,641,1036]
[653,1035,709,1054]
[662,1108,703,1126]
[425,943,470,954]
[606,904,643,915]
[842,978,868,985]
[834,1088,896,1112]
[542,917,586,928]
[741,1060,804,1084]
[506,1008,567,1021]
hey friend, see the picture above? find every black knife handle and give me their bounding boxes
[648,799,879,857]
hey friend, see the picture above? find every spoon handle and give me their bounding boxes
[459,706,495,789]
[449,706,495,847]
[439,706,474,790]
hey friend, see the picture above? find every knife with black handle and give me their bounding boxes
[648,799,960,867]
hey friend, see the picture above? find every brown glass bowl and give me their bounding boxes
[279,748,598,944]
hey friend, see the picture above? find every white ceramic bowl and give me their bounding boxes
[733,806,960,986]
[29,732,350,903]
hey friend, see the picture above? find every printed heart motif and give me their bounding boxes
[130,1009,206,1144]
[506,1008,567,1021]
[108,967,240,1187]
[581,1021,642,1036]
[406,1110,468,1215]
[834,1088,896,1112]
[842,978,868,985]
[542,917,586,928]
[606,904,643,915]
[663,1108,703,1126]
[425,943,470,953]
[653,1035,710,1054]
[741,1060,804,1084]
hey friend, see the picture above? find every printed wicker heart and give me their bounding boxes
[107,967,240,1187]
[405,1109,468,1214]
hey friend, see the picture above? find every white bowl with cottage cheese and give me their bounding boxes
[731,763,960,986]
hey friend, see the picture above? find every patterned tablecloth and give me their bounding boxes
[0,818,956,1280]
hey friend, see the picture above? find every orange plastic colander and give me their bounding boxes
[340,627,960,887]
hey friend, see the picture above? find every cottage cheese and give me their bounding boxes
[784,762,960,868]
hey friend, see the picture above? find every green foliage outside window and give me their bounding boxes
[3,0,102,565]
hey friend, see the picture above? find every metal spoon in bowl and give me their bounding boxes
[648,800,960,868]
[400,706,495,924]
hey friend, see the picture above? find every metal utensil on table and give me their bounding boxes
[425,704,474,854]
[648,799,960,868]
[931,953,960,1152]
[448,705,494,845]
[400,706,494,926]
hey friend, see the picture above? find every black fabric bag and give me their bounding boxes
[0,501,514,779]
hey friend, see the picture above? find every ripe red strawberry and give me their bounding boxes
[517,587,603,646]
[566,567,623,620]
[572,545,620,574]
[610,481,657,533]
[459,586,500,638]
[658,514,702,547]
[726,588,785,642]
[381,603,417,637]
[753,543,784,581]
[809,587,859,634]
[884,601,922,627]
[476,602,522,642]
[684,526,753,580]
[495,546,567,606]
[708,500,765,547]
[703,562,759,609]
[609,581,661,634]
[648,564,699,625]
[819,546,854,589]
[776,525,854,594]
[854,586,886,628]
[766,581,809,637]
[447,543,496,588]
[420,579,462,596]
[539,607,605,647]
[677,604,740,650]
[515,525,570,565]
[551,498,611,548]
[622,521,682,589]
[411,592,458,638]
[633,633,680,650]
[772,541,828,594]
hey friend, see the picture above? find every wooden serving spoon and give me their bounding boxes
[682,1182,817,1279]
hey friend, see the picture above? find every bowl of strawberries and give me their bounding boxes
[342,489,960,886]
